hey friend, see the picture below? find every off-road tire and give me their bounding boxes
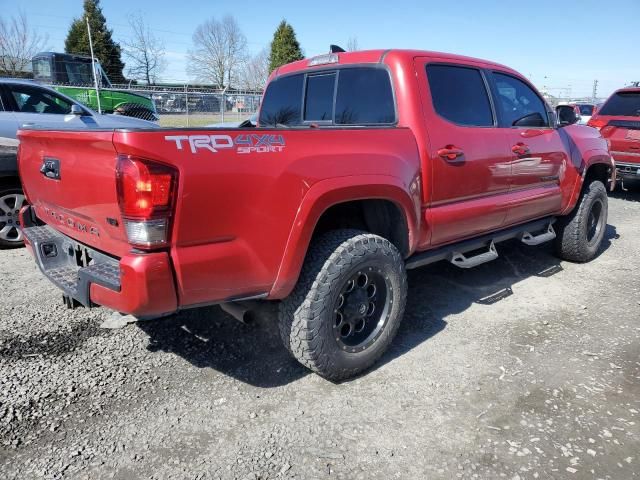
[555,180,608,262]
[278,229,407,381]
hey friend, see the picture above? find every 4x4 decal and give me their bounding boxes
[165,134,285,154]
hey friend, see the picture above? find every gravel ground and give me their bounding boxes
[1,189,639,480]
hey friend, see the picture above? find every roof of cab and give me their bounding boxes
[615,87,640,94]
[273,49,516,78]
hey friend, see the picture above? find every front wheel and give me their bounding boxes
[555,180,608,262]
[279,229,407,381]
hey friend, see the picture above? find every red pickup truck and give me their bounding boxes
[588,87,640,184]
[18,50,614,380]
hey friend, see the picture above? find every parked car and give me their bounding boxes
[32,52,158,121]
[588,87,640,184]
[0,78,158,248]
[557,102,596,125]
[17,49,613,380]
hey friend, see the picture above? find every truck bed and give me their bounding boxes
[18,126,421,310]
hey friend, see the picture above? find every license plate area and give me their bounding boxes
[23,223,121,306]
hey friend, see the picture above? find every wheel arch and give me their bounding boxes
[269,175,421,299]
[0,175,21,190]
[562,149,614,215]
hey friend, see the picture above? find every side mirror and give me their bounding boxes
[513,112,546,127]
[555,105,580,127]
[70,104,85,116]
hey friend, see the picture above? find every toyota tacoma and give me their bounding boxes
[18,49,614,380]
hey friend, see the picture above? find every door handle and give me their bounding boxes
[512,143,530,156]
[437,145,465,161]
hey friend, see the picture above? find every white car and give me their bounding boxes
[0,79,157,248]
[556,102,596,125]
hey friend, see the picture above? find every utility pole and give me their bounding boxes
[591,79,598,103]
[86,17,102,114]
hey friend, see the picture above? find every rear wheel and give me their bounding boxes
[555,180,608,262]
[279,229,407,381]
[0,185,26,249]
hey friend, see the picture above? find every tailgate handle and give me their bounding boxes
[40,158,61,180]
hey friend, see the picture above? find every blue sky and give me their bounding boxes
[2,0,639,98]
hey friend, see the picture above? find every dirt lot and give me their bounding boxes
[1,188,639,480]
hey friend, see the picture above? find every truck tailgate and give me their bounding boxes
[603,119,640,164]
[18,129,130,257]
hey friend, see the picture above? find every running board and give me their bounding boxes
[450,241,498,268]
[520,223,556,246]
[406,217,556,270]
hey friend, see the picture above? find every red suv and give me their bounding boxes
[588,87,640,182]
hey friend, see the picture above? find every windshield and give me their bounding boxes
[32,59,52,80]
[578,104,594,115]
[64,60,94,85]
[62,60,111,87]
[598,92,640,117]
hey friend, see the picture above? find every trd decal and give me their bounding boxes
[165,134,285,154]
[165,135,234,153]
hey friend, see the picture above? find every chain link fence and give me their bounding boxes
[111,84,263,127]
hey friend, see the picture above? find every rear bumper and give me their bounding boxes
[613,160,640,179]
[21,208,177,317]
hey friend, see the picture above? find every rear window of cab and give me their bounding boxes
[259,67,396,127]
[598,92,640,117]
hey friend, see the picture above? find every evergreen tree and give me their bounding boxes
[64,0,125,83]
[268,20,303,73]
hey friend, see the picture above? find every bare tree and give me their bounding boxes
[122,12,166,84]
[187,16,247,88]
[0,11,48,77]
[347,37,359,52]
[239,48,269,91]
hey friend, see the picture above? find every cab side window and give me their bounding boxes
[426,64,494,127]
[493,73,548,127]
[304,73,335,122]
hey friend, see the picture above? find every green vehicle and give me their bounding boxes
[31,52,158,121]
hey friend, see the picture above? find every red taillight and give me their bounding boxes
[116,155,177,248]
[600,125,615,138]
[587,116,607,130]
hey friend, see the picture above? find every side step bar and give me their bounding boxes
[450,241,498,269]
[406,217,556,270]
[521,223,556,246]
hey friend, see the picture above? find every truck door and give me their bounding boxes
[488,71,566,224]
[416,60,512,245]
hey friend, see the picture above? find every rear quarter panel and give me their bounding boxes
[113,127,421,305]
